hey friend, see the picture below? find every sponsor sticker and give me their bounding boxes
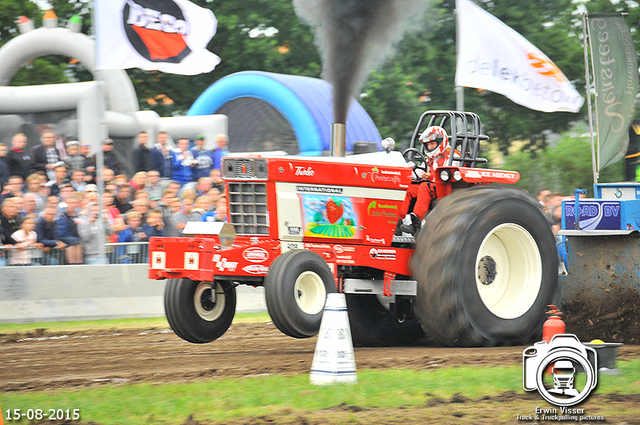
[296,185,343,194]
[212,254,238,272]
[365,235,386,244]
[288,226,301,235]
[294,166,315,176]
[184,252,199,270]
[332,245,355,253]
[370,167,403,184]
[369,248,396,260]
[305,243,332,250]
[242,247,270,263]
[242,264,269,275]
[151,251,166,269]
[367,200,399,219]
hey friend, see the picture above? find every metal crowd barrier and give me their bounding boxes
[0,242,150,266]
[105,242,150,264]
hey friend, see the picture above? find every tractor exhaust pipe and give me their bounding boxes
[330,122,346,157]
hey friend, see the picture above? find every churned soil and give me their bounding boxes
[1,321,639,424]
[562,283,640,344]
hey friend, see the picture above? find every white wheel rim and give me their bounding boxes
[194,281,226,321]
[475,223,542,319]
[293,271,327,315]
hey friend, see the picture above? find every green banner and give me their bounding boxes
[588,14,638,170]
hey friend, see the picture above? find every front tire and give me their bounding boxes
[412,186,558,346]
[164,279,236,343]
[265,250,335,338]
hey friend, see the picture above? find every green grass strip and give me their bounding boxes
[1,360,638,425]
[0,313,271,334]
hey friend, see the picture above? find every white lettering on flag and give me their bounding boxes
[455,0,584,113]
[95,0,220,75]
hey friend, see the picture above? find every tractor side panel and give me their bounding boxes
[274,182,406,247]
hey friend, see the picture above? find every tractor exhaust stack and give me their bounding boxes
[330,122,346,157]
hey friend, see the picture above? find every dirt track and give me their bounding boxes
[1,322,639,424]
[0,322,539,392]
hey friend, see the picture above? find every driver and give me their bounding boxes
[396,125,453,236]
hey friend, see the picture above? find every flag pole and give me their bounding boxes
[455,0,464,112]
[582,12,599,186]
[456,86,464,112]
[91,0,107,262]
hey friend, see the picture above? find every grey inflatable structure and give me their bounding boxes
[0,23,226,153]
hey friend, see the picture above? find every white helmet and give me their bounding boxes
[420,126,449,158]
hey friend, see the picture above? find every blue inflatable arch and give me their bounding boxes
[188,71,381,155]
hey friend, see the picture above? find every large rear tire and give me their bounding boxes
[265,250,335,338]
[164,279,236,343]
[412,186,558,346]
[346,294,426,347]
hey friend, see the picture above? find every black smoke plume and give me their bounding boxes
[294,0,427,123]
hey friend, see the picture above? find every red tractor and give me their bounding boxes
[149,110,558,347]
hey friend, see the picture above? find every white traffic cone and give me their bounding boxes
[310,293,357,385]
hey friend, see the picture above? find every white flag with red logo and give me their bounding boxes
[455,0,583,113]
[95,0,220,75]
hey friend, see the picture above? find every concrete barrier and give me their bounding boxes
[0,264,266,323]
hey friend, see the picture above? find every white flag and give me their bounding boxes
[95,0,220,75]
[455,0,584,113]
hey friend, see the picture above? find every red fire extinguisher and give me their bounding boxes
[543,304,565,343]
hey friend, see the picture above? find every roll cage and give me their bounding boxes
[408,110,489,168]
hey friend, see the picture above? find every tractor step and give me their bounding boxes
[343,278,418,296]
[392,235,416,244]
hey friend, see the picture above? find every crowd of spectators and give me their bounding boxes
[0,129,230,266]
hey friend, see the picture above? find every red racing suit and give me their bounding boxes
[400,147,455,220]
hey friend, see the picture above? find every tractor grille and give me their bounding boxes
[227,182,269,235]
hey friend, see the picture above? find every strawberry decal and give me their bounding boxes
[304,195,356,239]
[326,198,344,224]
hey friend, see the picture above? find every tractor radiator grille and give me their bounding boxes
[227,182,269,235]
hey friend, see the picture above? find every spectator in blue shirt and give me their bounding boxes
[191,135,213,181]
[117,210,147,263]
[171,138,196,186]
[142,209,167,239]
[54,193,82,264]
[211,134,229,170]
[36,206,66,265]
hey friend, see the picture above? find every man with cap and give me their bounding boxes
[89,138,121,177]
[133,131,152,173]
[63,141,85,175]
[190,134,213,181]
